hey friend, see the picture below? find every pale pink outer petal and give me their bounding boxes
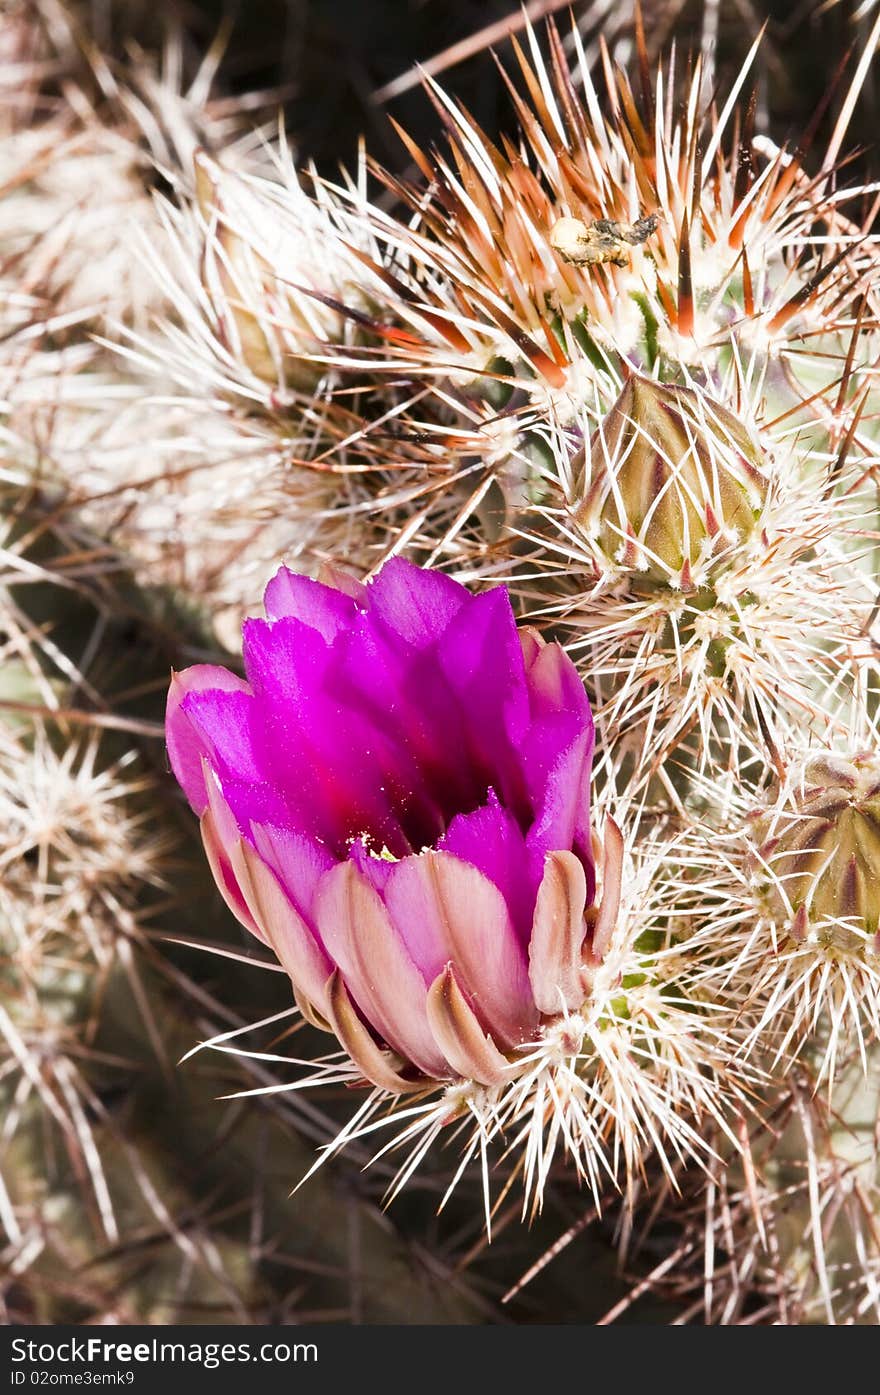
[518,627,545,669]
[384,852,538,1048]
[316,564,369,605]
[325,971,423,1094]
[200,767,265,940]
[228,838,333,1017]
[525,636,574,708]
[200,808,262,941]
[425,965,511,1087]
[528,851,589,1015]
[589,818,625,963]
[314,862,449,1079]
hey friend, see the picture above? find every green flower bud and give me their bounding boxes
[748,753,880,955]
[578,375,767,586]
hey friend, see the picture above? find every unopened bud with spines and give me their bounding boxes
[577,375,767,587]
[748,752,880,956]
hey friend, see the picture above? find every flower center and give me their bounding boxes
[341,774,499,861]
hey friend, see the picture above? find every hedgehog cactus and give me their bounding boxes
[5,2,880,1326]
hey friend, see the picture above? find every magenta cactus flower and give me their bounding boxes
[166,559,608,1094]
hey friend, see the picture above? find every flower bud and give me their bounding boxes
[578,375,767,585]
[748,752,880,954]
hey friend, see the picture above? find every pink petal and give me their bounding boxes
[249,822,335,923]
[166,666,251,814]
[438,793,538,946]
[522,641,595,890]
[179,687,270,796]
[263,568,363,638]
[435,587,531,818]
[384,851,538,1047]
[200,806,262,941]
[314,862,448,1078]
[364,556,468,647]
[229,838,333,1015]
